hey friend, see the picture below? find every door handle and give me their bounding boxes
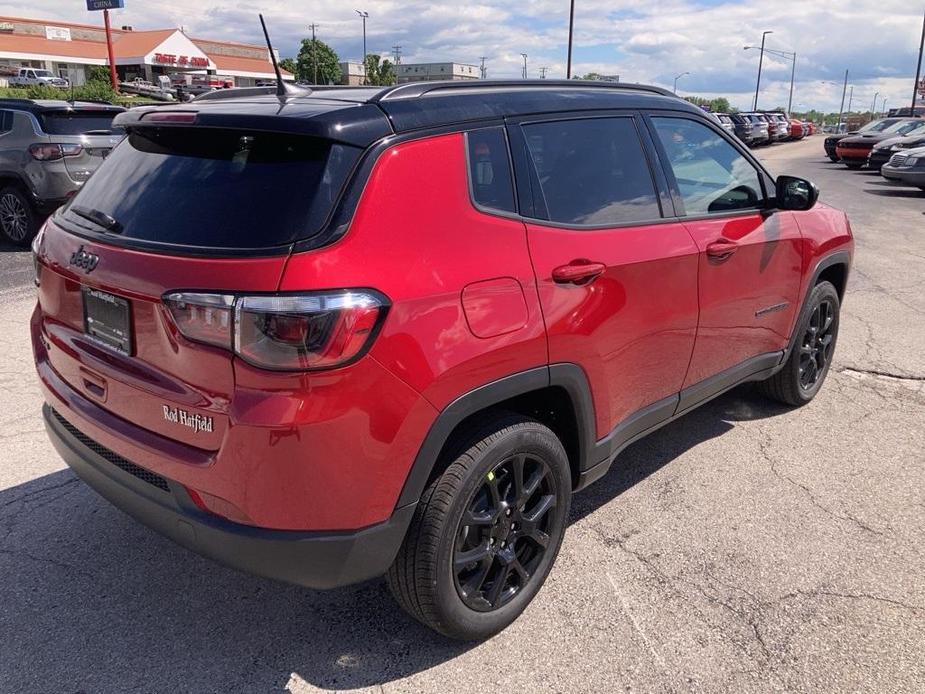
[552,260,606,285]
[706,239,738,261]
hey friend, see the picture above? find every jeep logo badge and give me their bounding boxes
[69,245,99,273]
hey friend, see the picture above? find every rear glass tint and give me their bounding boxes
[60,127,359,250]
[40,110,122,135]
[467,128,516,213]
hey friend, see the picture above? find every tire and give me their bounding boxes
[387,413,571,640]
[828,155,839,162]
[0,186,37,246]
[758,281,840,407]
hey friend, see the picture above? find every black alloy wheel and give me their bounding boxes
[453,453,556,611]
[798,298,836,391]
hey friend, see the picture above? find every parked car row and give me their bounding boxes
[717,111,815,148]
[823,115,925,191]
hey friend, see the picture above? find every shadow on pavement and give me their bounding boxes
[0,387,788,692]
[864,188,925,198]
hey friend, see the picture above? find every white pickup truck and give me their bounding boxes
[8,68,69,89]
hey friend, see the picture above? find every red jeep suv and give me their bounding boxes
[31,80,853,640]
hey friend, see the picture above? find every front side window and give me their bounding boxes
[466,127,516,214]
[520,117,660,226]
[651,117,764,216]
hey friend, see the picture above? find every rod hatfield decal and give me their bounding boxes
[162,406,214,434]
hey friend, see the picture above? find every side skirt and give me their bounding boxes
[575,350,783,492]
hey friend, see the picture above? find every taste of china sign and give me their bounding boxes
[153,53,209,67]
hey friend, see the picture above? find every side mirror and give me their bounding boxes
[776,175,819,211]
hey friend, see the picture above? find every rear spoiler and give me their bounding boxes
[111,102,392,148]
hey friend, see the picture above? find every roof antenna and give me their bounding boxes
[259,14,309,99]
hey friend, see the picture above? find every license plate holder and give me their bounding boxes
[82,287,132,355]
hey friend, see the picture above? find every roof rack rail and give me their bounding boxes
[372,79,675,102]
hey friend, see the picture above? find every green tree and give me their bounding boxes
[279,57,297,76]
[296,38,341,85]
[86,65,112,85]
[362,54,396,86]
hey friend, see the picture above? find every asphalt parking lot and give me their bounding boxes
[0,136,923,693]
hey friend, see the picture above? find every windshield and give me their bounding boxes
[40,110,122,135]
[897,120,925,135]
[883,120,921,134]
[59,127,359,249]
[860,119,899,133]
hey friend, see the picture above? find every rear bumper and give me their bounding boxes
[43,403,414,589]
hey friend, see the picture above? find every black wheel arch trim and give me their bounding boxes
[395,363,601,509]
[783,250,851,363]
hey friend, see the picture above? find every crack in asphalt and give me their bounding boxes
[839,366,925,382]
[757,434,888,537]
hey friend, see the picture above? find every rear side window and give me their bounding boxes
[466,127,515,213]
[521,117,660,226]
[39,110,121,135]
[60,127,360,250]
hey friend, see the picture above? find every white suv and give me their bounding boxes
[9,68,69,89]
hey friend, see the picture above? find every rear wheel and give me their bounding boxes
[0,187,37,246]
[387,414,571,640]
[758,281,840,407]
[828,155,839,162]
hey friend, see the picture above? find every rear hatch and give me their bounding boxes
[37,107,126,184]
[34,101,385,448]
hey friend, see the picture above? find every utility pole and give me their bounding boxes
[521,53,528,79]
[391,45,402,65]
[753,30,773,110]
[479,56,487,79]
[566,0,575,79]
[355,10,369,85]
[307,23,319,84]
[539,66,548,79]
[913,9,925,114]
[837,69,848,132]
[787,52,796,114]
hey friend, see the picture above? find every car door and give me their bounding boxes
[510,113,700,443]
[645,114,803,403]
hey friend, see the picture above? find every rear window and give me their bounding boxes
[40,110,122,135]
[60,127,359,250]
[466,127,516,213]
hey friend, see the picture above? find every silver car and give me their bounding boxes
[881,145,925,190]
[0,99,124,245]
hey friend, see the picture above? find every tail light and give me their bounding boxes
[163,290,388,371]
[29,143,83,161]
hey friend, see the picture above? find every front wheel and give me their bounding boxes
[758,281,840,406]
[387,414,571,640]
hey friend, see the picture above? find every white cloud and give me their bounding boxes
[1,0,922,112]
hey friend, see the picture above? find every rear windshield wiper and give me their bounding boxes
[69,205,123,234]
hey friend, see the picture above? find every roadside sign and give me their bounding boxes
[86,0,124,10]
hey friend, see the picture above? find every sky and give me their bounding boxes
[2,0,923,113]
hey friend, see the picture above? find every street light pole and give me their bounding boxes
[871,91,879,116]
[913,9,925,114]
[521,53,528,79]
[847,85,853,113]
[673,71,689,94]
[355,10,369,85]
[566,0,575,79]
[308,23,318,84]
[837,69,848,132]
[787,52,796,114]
[753,30,773,110]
